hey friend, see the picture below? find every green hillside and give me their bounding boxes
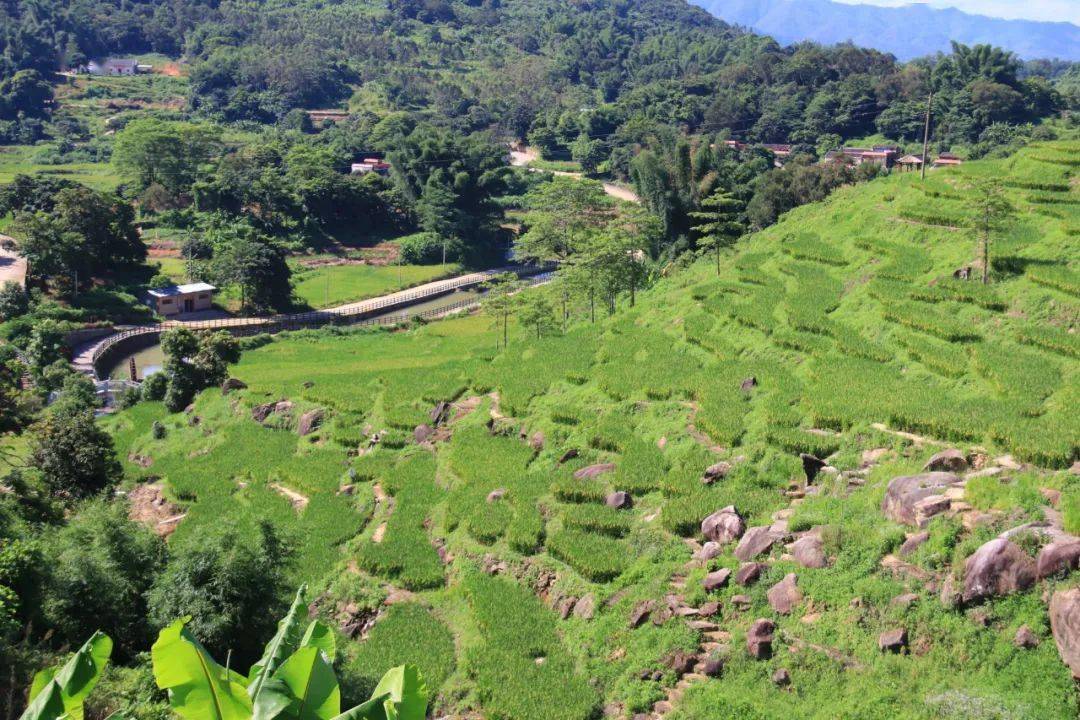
[105,140,1080,718]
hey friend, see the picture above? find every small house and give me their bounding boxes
[146,282,216,317]
[350,157,391,175]
[84,58,140,76]
[934,153,963,167]
[896,155,924,171]
[838,147,898,168]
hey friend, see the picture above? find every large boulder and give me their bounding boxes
[881,472,961,527]
[734,526,777,561]
[961,538,1036,605]
[899,531,930,557]
[747,619,776,659]
[298,409,325,437]
[924,449,967,473]
[574,463,616,480]
[702,506,745,544]
[703,568,732,592]
[695,542,723,561]
[767,573,802,615]
[735,562,766,586]
[792,535,827,569]
[1036,540,1080,579]
[1051,588,1080,679]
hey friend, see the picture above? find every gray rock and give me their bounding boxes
[734,526,777,561]
[961,538,1036,605]
[735,562,766,586]
[628,601,653,629]
[574,463,616,480]
[298,408,325,436]
[767,573,802,615]
[881,472,961,526]
[573,593,596,620]
[1014,625,1039,649]
[792,535,827,569]
[221,378,247,395]
[486,488,507,503]
[558,448,579,464]
[413,423,434,444]
[800,453,827,483]
[530,431,545,451]
[899,531,930,557]
[1051,588,1080,678]
[703,568,732,592]
[747,618,776,659]
[702,506,745,544]
[925,448,968,473]
[606,491,633,510]
[1036,539,1080,579]
[695,541,723,561]
[702,461,732,485]
[878,628,908,653]
[771,668,791,686]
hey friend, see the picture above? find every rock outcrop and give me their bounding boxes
[1050,588,1080,679]
[734,526,777,561]
[881,472,961,527]
[961,538,1036,604]
[767,573,802,614]
[702,506,745,544]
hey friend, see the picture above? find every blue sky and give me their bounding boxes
[833,1,1080,24]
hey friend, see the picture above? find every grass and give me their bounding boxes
[290,262,459,309]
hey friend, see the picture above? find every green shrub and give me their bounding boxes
[546,528,627,581]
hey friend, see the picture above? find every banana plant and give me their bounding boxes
[20,631,113,720]
[151,585,428,720]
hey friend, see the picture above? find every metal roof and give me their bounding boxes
[147,282,217,298]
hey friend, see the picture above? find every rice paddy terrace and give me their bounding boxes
[104,140,1080,719]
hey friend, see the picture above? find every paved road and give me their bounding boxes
[0,241,26,288]
[510,148,641,204]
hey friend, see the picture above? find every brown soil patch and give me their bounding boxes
[271,483,309,512]
[128,482,185,537]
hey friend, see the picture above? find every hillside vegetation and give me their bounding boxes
[103,140,1080,718]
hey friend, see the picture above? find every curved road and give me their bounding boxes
[510,148,640,204]
[0,242,26,288]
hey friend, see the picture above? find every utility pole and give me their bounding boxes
[920,91,933,181]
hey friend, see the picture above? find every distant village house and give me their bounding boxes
[80,58,150,76]
[146,282,216,317]
[350,156,391,176]
[933,152,963,167]
[896,154,924,171]
[824,146,899,169]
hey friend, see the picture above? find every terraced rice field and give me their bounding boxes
[106,141,1080,719]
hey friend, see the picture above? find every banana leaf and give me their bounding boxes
[328,693,391,720]
[370,666,427,720]
[17,680,65,720]
[152,618,253,720]
[249,586,309,698]
[271,646,340,720]
[24,631,112,720]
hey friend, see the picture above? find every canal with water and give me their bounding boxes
[103,288,484,380]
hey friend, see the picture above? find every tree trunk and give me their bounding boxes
[589,288,595,323]
[715,245,720,276]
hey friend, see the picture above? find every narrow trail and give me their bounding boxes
[509,148,641,204]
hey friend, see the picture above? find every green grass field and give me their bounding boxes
[289,262,459,309]
[105,140,1080,719]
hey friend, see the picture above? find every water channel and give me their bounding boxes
[102,288,484,380]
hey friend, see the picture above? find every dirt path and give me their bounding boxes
[510,147,641,204]
[270,483,309,511]
[0,241,26,288]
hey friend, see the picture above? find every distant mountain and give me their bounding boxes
[691,0,1080,60]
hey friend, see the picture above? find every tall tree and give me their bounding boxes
[967,178,1014,285]
[689,190,744,275]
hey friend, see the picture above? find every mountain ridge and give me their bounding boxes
[691,0,1080,60]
